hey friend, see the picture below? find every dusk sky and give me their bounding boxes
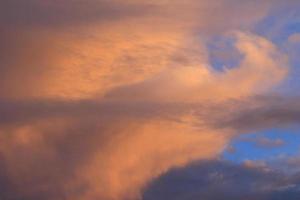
[1,1,300,200]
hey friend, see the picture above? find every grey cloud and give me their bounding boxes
[143,160,300,200]
[0,0,154,28]
[1,95,300,130]
[216,96,300,132]
[0,99,191,126]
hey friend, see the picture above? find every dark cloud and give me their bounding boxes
[0,99,190,126]
[143,160,300,200]
[0,0,154,28]
[1,95,300,130]
[215,96,300,132]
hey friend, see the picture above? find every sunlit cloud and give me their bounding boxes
[0,0,299,200]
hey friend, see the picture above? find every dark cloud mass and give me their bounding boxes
[143,160,300,200]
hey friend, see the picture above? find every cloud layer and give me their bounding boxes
[0,0,299,200]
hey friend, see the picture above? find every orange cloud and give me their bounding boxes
[0,1,293,200]
[73,117,228,200]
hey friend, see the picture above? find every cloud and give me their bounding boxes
[143,160,300,200]
[0,32,293,198]
[246,137,286,148]
[106,32,288,103]
[0,0,273,99]
[1,90,300,199]
[288,33,300,44]
[0,100,230,199]
[0,0,299,200]
[219,96,300,132]
[0,0,155,28]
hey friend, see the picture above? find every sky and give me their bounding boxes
[0,0,300,200]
